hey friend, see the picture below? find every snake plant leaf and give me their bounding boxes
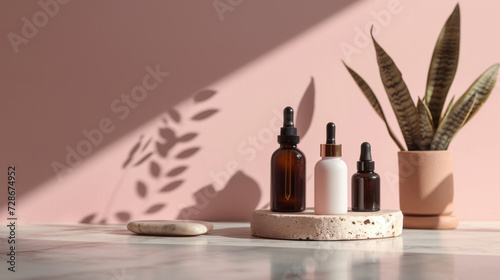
[441,95,455,122]
[460,63,499,124]
[431,92,476,150]
[425,4,460,128]
[371,29,419,150]
[416,98,434,150]
[343,61,405,151]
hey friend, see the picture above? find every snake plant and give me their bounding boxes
[344,4,499,151]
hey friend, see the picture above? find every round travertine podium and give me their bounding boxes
[251,208,402,240]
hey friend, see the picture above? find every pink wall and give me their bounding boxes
[1,0,499,223]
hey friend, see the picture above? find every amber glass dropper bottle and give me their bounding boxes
[351,142,380,212]
[270,107,306,212]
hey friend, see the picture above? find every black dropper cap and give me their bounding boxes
[277,107,300,144]
[326,122,335,144]
[357,142,375,172]
[320,122,342,157]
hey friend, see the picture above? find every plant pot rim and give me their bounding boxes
[398,150,452,154]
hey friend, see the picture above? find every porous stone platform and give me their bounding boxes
[251,208,402,240]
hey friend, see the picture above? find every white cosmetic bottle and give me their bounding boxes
[314,122,348,215]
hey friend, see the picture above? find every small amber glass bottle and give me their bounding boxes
[351,142,380,212]
[271,107,306,212]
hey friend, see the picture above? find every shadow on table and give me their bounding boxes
[207,227,257,240]
[107,229,137,236]
[453,228,500,233]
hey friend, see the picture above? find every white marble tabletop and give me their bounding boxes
[1,221,500,279]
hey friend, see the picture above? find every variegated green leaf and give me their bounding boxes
[343,61,405,151]
[431,92,476,150]
[416,98,434,150]
[371,30,419,150]
[441,95,455,122]
[425,4,460,128]
[460,63,499,124]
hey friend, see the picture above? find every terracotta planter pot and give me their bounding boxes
[398,151,458,229]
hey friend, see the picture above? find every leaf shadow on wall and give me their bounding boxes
[80,90,218,224]
[177,171,261,222]
[296,77,315,137]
